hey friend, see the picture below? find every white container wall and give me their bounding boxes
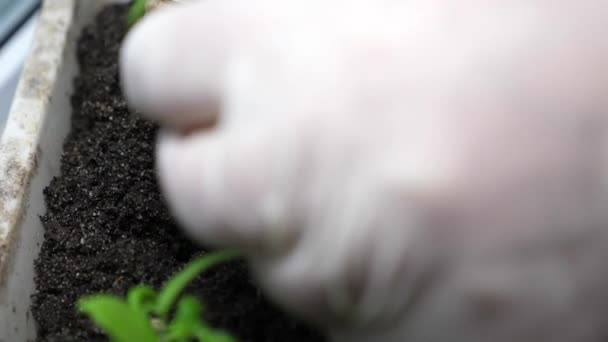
[0,1,123,339]
[0,13,40,136]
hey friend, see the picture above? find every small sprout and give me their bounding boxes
[78,250,241,342]
[128,0,181,26]
[166,296,236,342]
[128,0,148,27]
[156,250,239,319]
[127,285,158,315]
[79,295,160,342]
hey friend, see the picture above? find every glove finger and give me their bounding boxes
[156,126,302,254]
[119,0,261,131]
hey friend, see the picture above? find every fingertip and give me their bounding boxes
[155,130,252,249]
[119,2,228,131]
[156,127,300,253]
[156,130,218,239]
[120,7,179,122]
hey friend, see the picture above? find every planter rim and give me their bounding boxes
[0,0,75,283]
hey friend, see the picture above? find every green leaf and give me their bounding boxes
[79,295,160,342]
[165,296,203,341]
[156,250,241,319]
[167,296,238,342]
[174,296,205,323]
[200,327,239,342]
[193,327,238,342]
[128,285,158,315]
[203,331,238,342]
[128,0,148,27]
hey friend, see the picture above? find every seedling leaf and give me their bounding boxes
[156,250,240,318]
[128,0,148,27]
[78,251,241,341]
[165,296,203,341]
[79,295,160,342]
[127,285,158,315]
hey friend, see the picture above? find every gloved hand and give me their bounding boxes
[120,1,608,341]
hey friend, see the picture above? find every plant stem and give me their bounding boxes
[156,250,241,319]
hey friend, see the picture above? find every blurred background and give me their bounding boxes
[0,0,41,136]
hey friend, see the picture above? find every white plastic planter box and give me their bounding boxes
[0,1,126,340]
[0,11,40,136]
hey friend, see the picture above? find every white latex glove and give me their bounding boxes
[120,1,608,341]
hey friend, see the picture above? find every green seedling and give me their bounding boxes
[128,0,148,26]
[79,250,241,342]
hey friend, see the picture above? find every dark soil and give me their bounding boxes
[31,5,326,342]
